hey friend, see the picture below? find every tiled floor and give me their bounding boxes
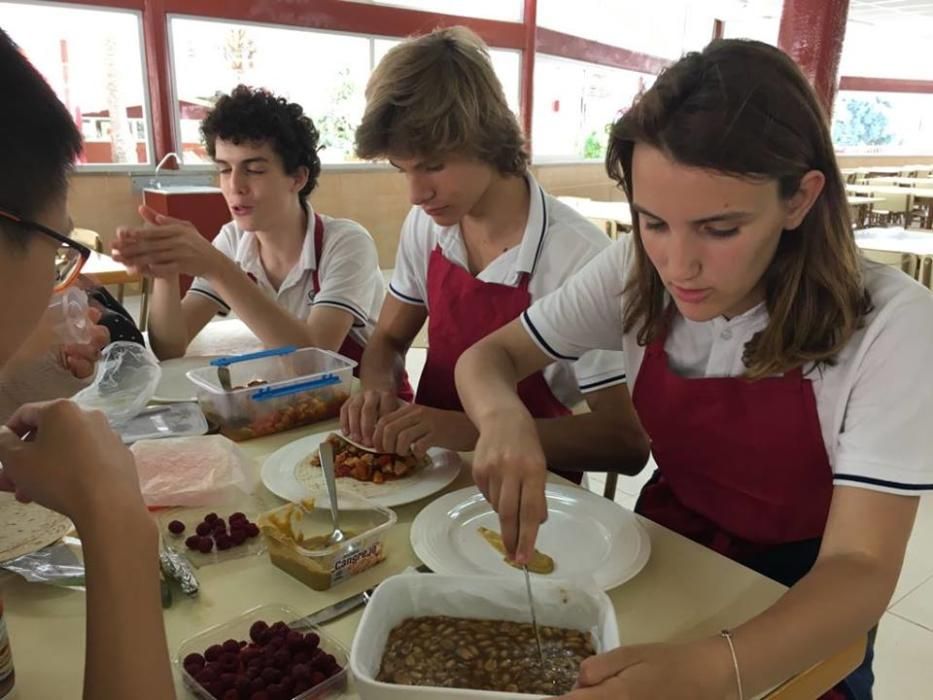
[125,293,932,698]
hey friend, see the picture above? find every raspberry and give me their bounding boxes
[230,511,247,523]
[248,676,265,693]
[195,522,212,537]
[198,537,214,554]
[222,690,239,700]
[183,652,205,670]
[272,650,291,668]
[212,518,227,530]
[207,680,226,698]
[304,632,320,650]
[294,679,311,693]
[290,663,310,681]
[204,512,218,523]
[204,644,224,663]
[219,671,238,689]
[249,692,269,700]
[266,638,283,653]
[279,676,294,693]
[222,639,240,654]
[270,621,290,638]
[231,530,247,546]
[185,535,200,550]
[246,523,260,538]
[292,652,310,665]
[285,630,304,650]
[220,652,239,671]
[266,684,286,700]
[261,667,282,684]
[216,536,232,551]
[310,670,326,685]
[168,520,185,535]
[249,620,269,643]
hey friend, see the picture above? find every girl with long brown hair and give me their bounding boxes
[456,39,932,699]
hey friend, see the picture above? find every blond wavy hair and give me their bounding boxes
[355,26,528,175]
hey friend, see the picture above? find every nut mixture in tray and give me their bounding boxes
[377,615,595,695]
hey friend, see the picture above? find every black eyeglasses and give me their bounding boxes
[0,209,91,291]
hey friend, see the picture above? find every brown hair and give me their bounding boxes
[355,26,528,175]
[606,39,871,379]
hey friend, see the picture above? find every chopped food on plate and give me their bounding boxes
[307,433,428,483]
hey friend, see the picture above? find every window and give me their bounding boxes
[345,0,523,22]
[840,16,933,81]
[0,1,152,166]
[832,91,933,155]
[170,18,524,165]
[372,39,522,116]
[170,16,371,165]
[533,55,653,161]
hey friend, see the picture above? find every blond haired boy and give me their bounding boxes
[342,27,648,480]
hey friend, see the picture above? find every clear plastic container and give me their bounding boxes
[118,402,208,443]
[175,603,349,700]
[186,346,356,441]
[159,505,264,568]
[259,493,397,591]
[47,287,91,345]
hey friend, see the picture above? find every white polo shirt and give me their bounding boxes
[523,235,933,495]
[189,206,385,348]
[388,172,627,409]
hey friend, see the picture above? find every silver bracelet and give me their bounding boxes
[720,629,744,700]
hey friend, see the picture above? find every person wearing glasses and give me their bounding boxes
[0,213,111,423]
[341,27,649,478]
[0,28,175,699]
[111,86,411,396]
[456,40,932,700]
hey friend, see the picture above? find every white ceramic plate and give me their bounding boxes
[410,485,651,591]
[261,430,462,508]
[151,355,221,403]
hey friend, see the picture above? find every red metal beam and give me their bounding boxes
[521,0,537,150]
[536,27,670,74]
[142,0,175,164]
[161,0,525,50]
[839,76,933,94]
[778,0,850,114]
[712,19,724,41]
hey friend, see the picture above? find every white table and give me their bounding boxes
[559,198,633,237]
[856,227,933,257]
[0,363,865,699]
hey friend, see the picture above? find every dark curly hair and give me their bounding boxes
[201,85,322,204]
[0,28,82,247]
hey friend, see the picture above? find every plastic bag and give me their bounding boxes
[72,341,161,427]
[132,434,257,507]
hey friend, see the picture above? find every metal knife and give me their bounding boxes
[299,563,431,626]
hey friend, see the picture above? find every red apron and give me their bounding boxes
[632,324,857,700]
[311,214,414,402]
[416,245,582,483]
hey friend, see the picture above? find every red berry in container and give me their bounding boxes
[290,663,310,681]
[197,537,214,554]
[248,676,265,692]
[204,644,224,663]
[294,679,311,694]
[230,511,247,523]
[207,680,226,698]
[222,690,239,700]
[292,651,310,665]
[212,518,227,530]
[249,620,269,643]
[272,650,291,669]
[270,621,290,638]
[285,630,304,650]
[183,652,205,671]
[246,523,260,538]
[185,535,200,550]
[304,632,320,650]
[230,530,247,546]
[250,692,269,700]
[216,536,232,551]
[195,522,212,537]
[261,667,282,684]
[310,670,326,685]
[204,512,219,523]
[222,639,240,654]
[167,520,185,535]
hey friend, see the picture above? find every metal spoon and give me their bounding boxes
[523,565,546,666]
[318,440,348,545]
